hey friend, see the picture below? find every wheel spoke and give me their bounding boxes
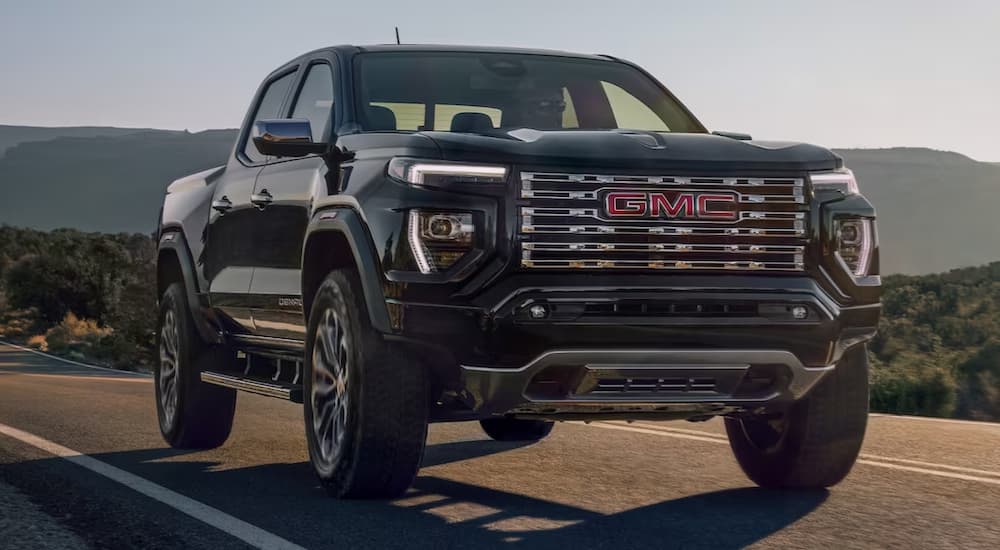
[158,308,181,426]
[310,306,351,467]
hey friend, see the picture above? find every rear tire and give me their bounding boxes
[303,270,429,499]
[155,283,237,449]
[480,418,555,442]
[725,345,869,489]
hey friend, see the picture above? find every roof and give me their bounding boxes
[266,44,621,83]
[352,44,611,61]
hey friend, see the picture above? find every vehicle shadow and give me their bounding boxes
[2,437,828,550]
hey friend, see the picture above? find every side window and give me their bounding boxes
[601,81,669,131]
[243,71,296,163]
[291,63,335,142]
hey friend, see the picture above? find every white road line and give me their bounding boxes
[583,422,728,444]
[869,413,1000,429]
[0,340,151,378]
[623,421,727,439]
[583,421,1000,486]
[620,422,1000,476]
[0,422,306,550]
[858,454,1000,478]
[855,460,1000,486]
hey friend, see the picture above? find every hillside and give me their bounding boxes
[0,129,237,234]
[835,148,1000,274]
[0,125,156,157]
[0,127,996,273]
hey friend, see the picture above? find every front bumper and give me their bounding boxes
[461,349,832,419]
[387,275,878,418]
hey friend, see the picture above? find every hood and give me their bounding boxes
[420,129,841,173]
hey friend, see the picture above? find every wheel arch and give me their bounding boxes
[301,208,392,334]
[157,229,221,344]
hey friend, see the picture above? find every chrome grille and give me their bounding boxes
[519,171,808,272]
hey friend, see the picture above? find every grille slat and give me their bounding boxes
[519,171,809,272]
[592,377,719,394]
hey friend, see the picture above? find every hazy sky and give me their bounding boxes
[2,1,998,160]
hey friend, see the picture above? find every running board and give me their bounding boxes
[200,371,303,403]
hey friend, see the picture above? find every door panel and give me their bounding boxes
[249,158,327,338]
[205,165,260,332]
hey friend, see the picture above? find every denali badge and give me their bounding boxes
[604,191,738,220]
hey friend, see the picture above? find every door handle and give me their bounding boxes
[211,196,233,213]
[251,189,273,210]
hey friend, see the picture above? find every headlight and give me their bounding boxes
[408,210,475,274]
[834,218,874,277]
[388,158,507,187]
[811,168,859,195]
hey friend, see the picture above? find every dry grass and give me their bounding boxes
[41,313,112,353]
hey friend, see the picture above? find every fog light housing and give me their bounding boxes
[408,210,475,274]
[790,306,809,320]
[528,304,549,319]
[834,218,874,277]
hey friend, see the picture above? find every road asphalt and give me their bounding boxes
[1,343,998,549]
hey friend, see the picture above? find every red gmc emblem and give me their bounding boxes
[604,191,738,221]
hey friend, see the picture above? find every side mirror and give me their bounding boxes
[712,130,753,141]
[253,119,331,158]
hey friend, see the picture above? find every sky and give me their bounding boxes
[1,0,998,161]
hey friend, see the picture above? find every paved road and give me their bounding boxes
[1,343,999,550]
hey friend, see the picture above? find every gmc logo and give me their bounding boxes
[604,191,738,220]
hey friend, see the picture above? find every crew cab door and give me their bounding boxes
[249,60,338,340]
[205,69,297,332]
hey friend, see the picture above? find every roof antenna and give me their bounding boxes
[395,26,401,45]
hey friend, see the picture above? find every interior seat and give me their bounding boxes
[450,112,494,133]
[367,105,397,131]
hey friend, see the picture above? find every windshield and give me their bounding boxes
[354,52,705,134]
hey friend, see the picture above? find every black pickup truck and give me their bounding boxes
[155,44,880,498]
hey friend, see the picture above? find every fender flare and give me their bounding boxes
[302,208,392,334]
[157,229,221,344]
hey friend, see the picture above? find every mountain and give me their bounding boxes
[0,129,237,234]
[0,126,996,274]
[0,125,157,158]
[834,148,1000,274]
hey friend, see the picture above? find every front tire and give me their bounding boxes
[480,418,555,442]
[155,283,237,449]
[725,345,869,489]
[303,270,429,499]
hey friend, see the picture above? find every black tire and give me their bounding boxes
[480,418,555,442]
[303,270,429,499]
[155,283,237,449]
[725,345,869,489]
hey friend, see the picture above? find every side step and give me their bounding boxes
[201,371,303,403]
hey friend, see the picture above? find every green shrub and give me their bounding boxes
[870,355,957,418]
